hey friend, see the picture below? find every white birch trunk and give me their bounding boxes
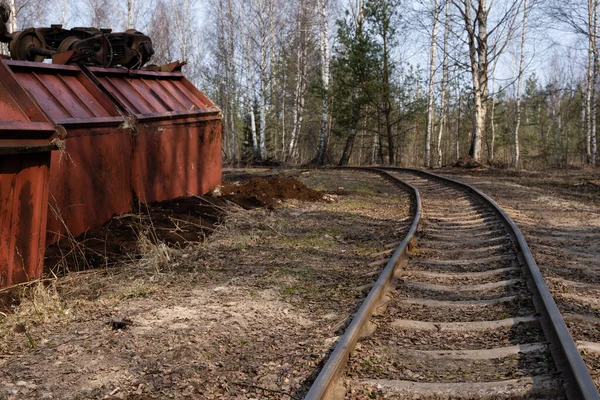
[512,0,527,168]
[61,0,68,27]
[455,71,461,161]
[8,0,16,32]
[289,46,302,160]
[244,13,259,160]
[490,90,496,161]
[315,0,330,164]
[455,0,495,163]
[592,0,599,164]
[586,0,595,164]
[259,53,267,161]
[250,103,258,157]
[435,0,449,167]
[227,0,237,162]
[127,0,134,29]
[281,66,286,159]
[289,4,308,162]
[425,0,440,168]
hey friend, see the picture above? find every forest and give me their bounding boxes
[2,0,599,169]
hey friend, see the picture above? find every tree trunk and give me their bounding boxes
[250,103,259,160]
[456,77,461,161]
[425,0,440,168]
[339,91,361,166]
[8,0,16,32]
[586,0,595,164]
[593,0,599,164]
[288,3,308,162]
[456,0,490,163]
[258,20,268,162]
[127,0,134,29]
[227,0,237,163]
[314,0,330,165]
[259,69,267,161]
[281,65,286,160]
[61,0,68,26]
[382,34,394,164]
[436,0,450,167]
[512,0,527,168]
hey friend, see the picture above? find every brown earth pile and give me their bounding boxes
[221,176,323,209]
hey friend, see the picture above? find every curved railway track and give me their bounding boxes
[306,168,599,400]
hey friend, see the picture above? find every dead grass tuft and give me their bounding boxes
[7,281,65,331]
[136,233,172,273]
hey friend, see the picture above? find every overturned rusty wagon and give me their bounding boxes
[0,9,222,287]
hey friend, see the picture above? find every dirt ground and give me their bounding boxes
[437,166,600,388]
[2,166,597,399]
[0,169,410,400]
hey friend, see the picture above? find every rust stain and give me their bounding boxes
[0,60,55,287]
[0,155,51,286]
[87,68,222,203]
[46,131,132,242]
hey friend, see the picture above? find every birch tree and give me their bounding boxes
[313,0,331,164]
[61,0,68,26]
[590,0,599,164]
[452,0,521,163]
[127,0,134,29]
[512,0,528,168]
[548,0,598,164]
[115,0,137,30]
[209,0,239,163]
[424,0,441,168]
[248,0,283,161]
[287,0,312,161]
[7,0,16,31]
[435,0,450,167]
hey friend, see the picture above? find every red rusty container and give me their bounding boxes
[85,67,222,203]
[4,61,132,243]
[0,60,59,287]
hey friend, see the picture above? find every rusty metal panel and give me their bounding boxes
[0,62,57,138]
[132,120,222,203]
[5,61,133,243]
[87,67,223,202]
[46,130,132,243]
[0,154,51,286]
[86,67,221,119]
[5,61,124,126]
[0,60,56,287]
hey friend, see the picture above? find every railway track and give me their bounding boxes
[306,169,599,400]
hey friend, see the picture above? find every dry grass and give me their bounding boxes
[136,233,172,273]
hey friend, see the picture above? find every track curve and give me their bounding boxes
[305,168,599,400]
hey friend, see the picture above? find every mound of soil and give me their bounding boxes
[44,196,228,274]
[221,177,323,209]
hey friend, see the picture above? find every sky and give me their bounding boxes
[18,0,591,92]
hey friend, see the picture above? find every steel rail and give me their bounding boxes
[305,167,600,400]
[388,168,600,400]
[304,168,421,400]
